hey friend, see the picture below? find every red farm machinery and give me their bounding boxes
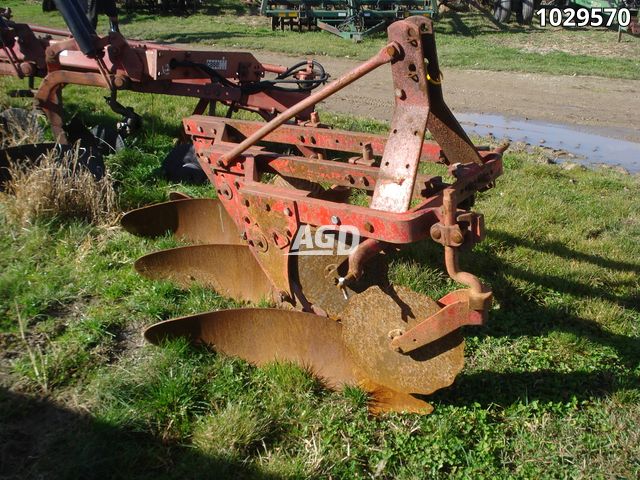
[0,1,505,413]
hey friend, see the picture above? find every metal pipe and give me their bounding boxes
[29,25,72,37]
[219,42,401,164]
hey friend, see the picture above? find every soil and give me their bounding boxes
[251,51,640,143]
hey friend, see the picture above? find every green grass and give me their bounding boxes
[1,44,640,480]
[4,0,640,79]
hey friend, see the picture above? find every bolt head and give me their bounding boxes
[331,215,340,225]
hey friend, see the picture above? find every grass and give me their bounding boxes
[0,15,639,480]
[1,144,116,226]
[4,0,640,79]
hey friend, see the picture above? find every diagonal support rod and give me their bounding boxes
[218,42,400,165]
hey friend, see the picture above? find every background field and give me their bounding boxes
[1,2,639,479]
[4,0,640,78]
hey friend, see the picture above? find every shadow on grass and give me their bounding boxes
[399,228,640,406]
[149,29,265,44]
[0,387,283,480]
[431,369,639,407]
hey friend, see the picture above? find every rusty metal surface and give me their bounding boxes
[1,17,316,143]
[143,308,434,413]
[134,244,275,304]
[144,308,358,389]
[187,116,444,163]
[168,191,192,201]
[409,18,481,166]
[295,247,391,317]
[370,19,431,213]
[340,285,465,395]
[121,198,242,245]
[389,296,478,354]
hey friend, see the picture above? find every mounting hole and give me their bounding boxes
[392,129,397,134]
[408,63,417,72]
[384,161,389,166]
[405,163,410,169]
[243,216,251,224]
[310,136,316,145]
[298,135,305,143]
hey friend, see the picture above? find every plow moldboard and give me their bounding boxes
[121,198,242,245]
[135,244,275,304]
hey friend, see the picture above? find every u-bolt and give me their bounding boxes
[442,189,485,295]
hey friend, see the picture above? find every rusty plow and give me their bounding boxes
[122,17,505,414]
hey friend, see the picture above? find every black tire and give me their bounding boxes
[161,143,207,184]
[90,125,125,156]
[493,0,512,23]
[519,0,535,24]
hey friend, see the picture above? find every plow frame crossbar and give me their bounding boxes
[185,114,502,245]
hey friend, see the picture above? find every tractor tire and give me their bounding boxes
[90,125,125,156]
[162,143,207,185]
[518,0,535,24]
[493,0,512,23]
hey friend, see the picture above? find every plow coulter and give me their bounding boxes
[121,16,505,414]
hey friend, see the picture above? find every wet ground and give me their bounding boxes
[458,113,640,173]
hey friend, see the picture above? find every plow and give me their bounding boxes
[1,2,505,413]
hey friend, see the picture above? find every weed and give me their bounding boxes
[0,108,45,147]
[1,144,116,226]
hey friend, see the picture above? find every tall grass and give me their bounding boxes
[1,144,116,226]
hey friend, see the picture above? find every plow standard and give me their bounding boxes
[2,2,505,413]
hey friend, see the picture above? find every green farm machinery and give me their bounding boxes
[260,0,438,40]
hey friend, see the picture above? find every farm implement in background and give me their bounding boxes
[261,0,438,40]
[0,0,326,183]
[1,1,508,414]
